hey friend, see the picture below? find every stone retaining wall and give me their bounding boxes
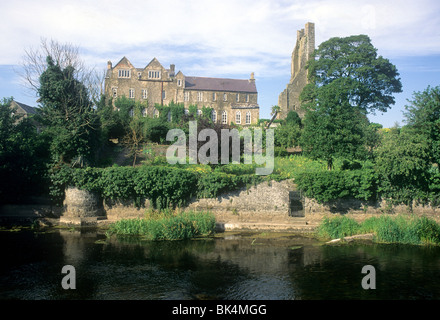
[186,179,297,223]
[59,181,440,226]
[305,197,440,218]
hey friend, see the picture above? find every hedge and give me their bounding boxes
[295,169,377,203]
[49,164,264,209]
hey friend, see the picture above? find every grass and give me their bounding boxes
[317,214,440,245]
[106,210,216,240]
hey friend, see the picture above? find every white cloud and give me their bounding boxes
[1,0,439,78]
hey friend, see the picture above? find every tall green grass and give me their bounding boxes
[317,215,440,245]
[106,210,216,240]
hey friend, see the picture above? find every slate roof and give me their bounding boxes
[185,76,257,93]
[13,101,37,114]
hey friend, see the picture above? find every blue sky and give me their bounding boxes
[1,0,439,128]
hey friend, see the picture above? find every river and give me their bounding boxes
[1,227,440,300]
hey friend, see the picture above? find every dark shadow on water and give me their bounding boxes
[2,228,440,299]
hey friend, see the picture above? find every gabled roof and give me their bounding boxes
[145,57,164,70]
[11,100,37,114]
[184,76,257,93]
[113,56,135,69]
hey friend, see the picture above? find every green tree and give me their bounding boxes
[274,111,302,149]
[300,35,402,169]
[303,35,402,114]
[0,98,50,203]
[403,85,440,166]
[301,97,370,169]
[374,127,431,205]
[38,56,99,165]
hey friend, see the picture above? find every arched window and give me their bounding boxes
[153,108,159,118]
[235,111,241,124]
[211,109,217,123]
[222,110,228,124]
[246,111,251,124]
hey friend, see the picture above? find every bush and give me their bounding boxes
[49,163,264,208]
[295,169,377,203]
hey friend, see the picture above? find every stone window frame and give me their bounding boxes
[211,109,217,123]
[246,94,250,102]
[222,110,228,124]
[223,93,227,101]
[184,91,190,101]
[118,69,131,78]
[148,70,161,79]
[197,92,203,102]
[177,79,183,86]
[142,89,148,100]
[162,90,166,100]
[235,110,241,124]
[112,87,118,98]
[236,93,240,102]
[246,111,251,124]
[129,88,135,99]
[142,108,148,117]
[212,92,216,101]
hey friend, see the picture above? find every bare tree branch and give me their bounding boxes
[17,38,105,104]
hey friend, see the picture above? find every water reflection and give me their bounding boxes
[1,228,440,300]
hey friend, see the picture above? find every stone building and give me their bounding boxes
[9,100,37,118]
[104,57,259,125]
[278,22,315,118]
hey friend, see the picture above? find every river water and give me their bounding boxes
[1,227,440,300]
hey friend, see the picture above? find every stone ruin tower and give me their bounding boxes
[278,22,315,118]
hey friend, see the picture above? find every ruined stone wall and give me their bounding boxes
[62,186,105,218]
[278,22,315,119]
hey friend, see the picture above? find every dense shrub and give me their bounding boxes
[295,168,377,203]
[49,164,263,208]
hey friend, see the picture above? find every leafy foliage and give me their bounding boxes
[295,168,377,203]
[0,98,51,203]
[48,164,263,208]
[299,35,402,169]
[374,127,432,205]
[404,85,440,166]
[37,56,99,165]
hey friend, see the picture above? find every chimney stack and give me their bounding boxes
[107,61,112,70]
